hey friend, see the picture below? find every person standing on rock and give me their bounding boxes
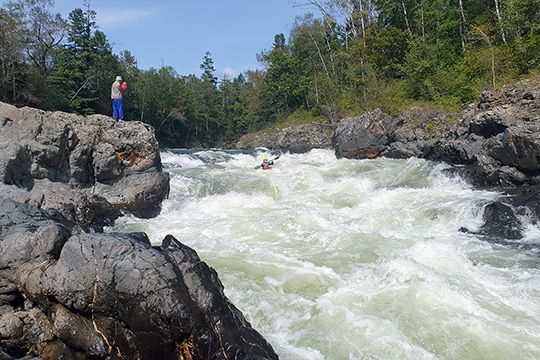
[111,75,127,120]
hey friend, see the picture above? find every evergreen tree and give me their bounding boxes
[200,51,217,85]
[48,4,116,114]
[273,33,286,49]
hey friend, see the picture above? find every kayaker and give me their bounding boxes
[260,157,274,170]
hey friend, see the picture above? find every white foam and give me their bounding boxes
[113,150,540,360]
[160,151,205,168]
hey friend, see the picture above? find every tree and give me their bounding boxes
[261,46,307,114]
[48,3,117,114]
[23,0,67,76]
[0,2,25,103]
[200,51,217,85]
[273,33,286,49]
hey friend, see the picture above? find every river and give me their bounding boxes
[113,149,540,360]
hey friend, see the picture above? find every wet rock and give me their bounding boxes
[342,146,381,159]
[161,235,279,359]
[503,185,540,223]
[479,202,523,240]
[50,305,106,357]
[381,141,421,158]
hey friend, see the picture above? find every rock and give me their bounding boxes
[379,78,540,187]
[333,109,395,159]
[478,202,523,239]
[161,235,278,359]
[381,141,421,158]
[502,185,540,223]
[0,103,277,360]
[421,138,478,165]
[0,180,120,231]
[468,111,509,137]
[236,123,334,152]
[0,313,23,339]
[341,146,381,159]
[0,102,169,229]
[51,305,106,357]
[487,125,540,172]
[0,200,278,360]
[92,172,170,218]
[0,350,43,360]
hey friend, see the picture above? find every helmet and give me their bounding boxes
[263,157,268,161]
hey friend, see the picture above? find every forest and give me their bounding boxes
[1,0,540,146]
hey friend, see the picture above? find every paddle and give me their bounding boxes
[254,155,280,170]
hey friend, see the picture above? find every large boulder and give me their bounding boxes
[333,109,395,159]
[0,102,170,229]
[478,202,524,239]
[442,79,540,186]
[486,125,540,172]
[0,199,278,360]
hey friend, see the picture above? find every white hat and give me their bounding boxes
[116,76,123,81]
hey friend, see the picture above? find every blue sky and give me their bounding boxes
[51,0,310,78]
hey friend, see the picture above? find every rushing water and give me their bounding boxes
[113,149,540,360]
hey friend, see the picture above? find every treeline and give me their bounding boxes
[1,0,540,147]
[264,0,540,115]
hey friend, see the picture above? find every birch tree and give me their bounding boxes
[494,0,508,44]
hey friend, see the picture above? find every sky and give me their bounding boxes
[50,0,311,78]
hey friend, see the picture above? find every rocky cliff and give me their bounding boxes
[333,78,540,187]
[0,103,278,360]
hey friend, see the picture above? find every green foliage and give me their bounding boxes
[261,47,308,113]
[200,51,217,85]
[47,6,118,115]
[278,108,327,128]
[273,33,286,50]
[403,38,441,100]
[367,26,409,78]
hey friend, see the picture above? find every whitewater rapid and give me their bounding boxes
[113,149,540,360]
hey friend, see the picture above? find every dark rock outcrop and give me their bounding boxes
[333,109,395,159]
[479,202,524,239]
[0,102,170,230]
[0,103,278,359]
[460,201,524,240]
[332,79,540,188]
[333,107,459,161]
[235,122,334,152]
[0,199,278,360]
